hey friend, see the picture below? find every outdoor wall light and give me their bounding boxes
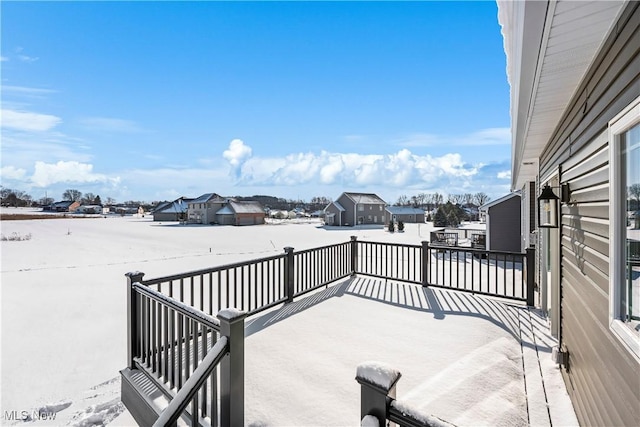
[537,183,572,228]
[538,184,560,228]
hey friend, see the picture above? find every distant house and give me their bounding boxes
[75,205,103,214]
[187,193,226,225]
[215,201,265,226]
[324,192,386,226]
[43,200,80,212]
[479,192,521,252]
[385,206,426,224]
[152,198,191,222]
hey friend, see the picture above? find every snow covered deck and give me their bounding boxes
[115,276,577,427]
[238,277,576,426]
[0,213,576,426]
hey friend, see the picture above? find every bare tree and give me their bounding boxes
[62,189,82,201]
[463,193,474,207]
[433,192,443,209]
[396,194,409,206]
[474,192,490,206]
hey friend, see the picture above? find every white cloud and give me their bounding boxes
[78,117,144,133]
[30,161,119,187]
[222,141,481,191]
[1,85,57,98]
[18,55,38,62]
[497,170,511,179]
[1,56,8,62]
[1,166,27,180]
[223,139,253,169]
[1,109,62,132]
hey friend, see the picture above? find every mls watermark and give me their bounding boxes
[3,409,58,422]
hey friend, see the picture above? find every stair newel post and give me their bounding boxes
[356,362,402,427]
[284,246,295,303]
[126,271,145,369]
[218,309,246,427]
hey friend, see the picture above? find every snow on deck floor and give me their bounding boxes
[242,277,577,427]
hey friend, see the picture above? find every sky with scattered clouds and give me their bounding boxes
[1,1,513,204]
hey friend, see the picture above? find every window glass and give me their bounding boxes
[623,123,640,328]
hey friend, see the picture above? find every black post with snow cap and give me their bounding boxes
[351,235,358,276]
[284,246,295,303]
[218,308,246,427]
[356,361,401,426]
[126,271,145,369]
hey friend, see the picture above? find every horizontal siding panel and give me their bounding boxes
[561,282,639,426]
[562,215,608,238]
[569,183,609,204]
[565,165,608,192]
[561,141,608,181]
[562,235,609,276]
[562,245,609,295]
[561,224,609,257]
[561,202,609,219]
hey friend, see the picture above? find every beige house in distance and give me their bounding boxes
[187,193,226,225]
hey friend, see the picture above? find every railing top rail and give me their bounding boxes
[152,336,229,427]
[293,240,351,255]
[357,240,422,249]
[142,252,287,285]
[133,282,221,331]
[427,245,525,257]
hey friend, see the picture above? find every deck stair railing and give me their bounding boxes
[125,273,245,426]
[356,361,455,427]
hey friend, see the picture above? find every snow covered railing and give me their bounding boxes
[356,362,455,427]
[124,272,245,426]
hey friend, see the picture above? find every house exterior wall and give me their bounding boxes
[536,4,639,425]
[235,212,265,226]
[338,194,385,226]
[486,196,521,252]
[188,201,225,224]
[324,203,344,226]
[153,212,180,222]
[336,194,356,226]
[385,211,426,224]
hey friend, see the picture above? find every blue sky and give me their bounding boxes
[1,1,512,204]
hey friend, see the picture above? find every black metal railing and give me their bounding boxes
[291,241,352,298]
[355,240,533,304]
[141,254,288,317]
[127,274,245,426]
[125,236,534,425]
[355,240,422,284]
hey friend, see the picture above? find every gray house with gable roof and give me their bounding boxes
[324,192,386,226]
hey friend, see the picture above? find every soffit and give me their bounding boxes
[500,0,625,190]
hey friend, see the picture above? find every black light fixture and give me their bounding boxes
[538,184,560,228]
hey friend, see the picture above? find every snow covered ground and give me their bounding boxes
[0,209,576,426]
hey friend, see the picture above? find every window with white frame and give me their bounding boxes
[609,96,640,359]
